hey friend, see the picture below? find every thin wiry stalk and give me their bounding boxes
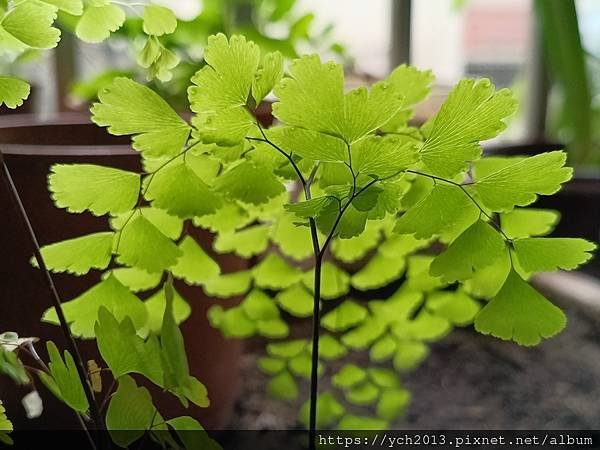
[0,151,106,450]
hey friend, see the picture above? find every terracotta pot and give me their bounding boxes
[0,114,245,430]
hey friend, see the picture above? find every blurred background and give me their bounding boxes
[2,0,600,156]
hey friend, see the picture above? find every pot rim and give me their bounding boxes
[0,113,135,156]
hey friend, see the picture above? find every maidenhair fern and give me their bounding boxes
[10,32,596,448]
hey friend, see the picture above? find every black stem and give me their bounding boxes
[247,126,326,449]
[0,151,106,449]
[308,254,322,449]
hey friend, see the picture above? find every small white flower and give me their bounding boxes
[22,391,43,419]
[0,332,38,352]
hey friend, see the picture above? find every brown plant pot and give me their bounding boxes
[0,114,245,430]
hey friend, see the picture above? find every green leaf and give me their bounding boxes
[298,393,344,428]
[161,279,209,407]
[145,162,221,218]
[500,208,560,239]
[212,306,256,338]
[257,318,290,338]
[117,215,181,273]
[112,207,183,240]
[142,4,176,36]
[140,37,180,82]
[471,156,526,180]
[171,236,220,285]
[367,368,400,389]
[215,161,285,205]
[285,196,336,220]
[39,0,83,15]
[270,126,346,163]
[302,262,350,300]
[321,201,368,238]
[393,340,429,371]
[393,310,452,342]
[370,335,397,362]
[351,252,406,290]
[241,289,279,320]
[39,342,88,413]
[337,415,387,430]
[95,308,163,386]
[341,317,387,350]
[165,416,219,450]
[257,357,286,375]
[405,255,446,292]
[202,270,252,298]
[394,184,478,239]
[273,55,343,137]
[161,278,188,384]
[252,253,303,290]
[38,232,114,275]
[470,151,573,212]
[289,351,320,379]
[91,77,191,157]
[378,233,431,258]
[464,248,512,299]
[513,238,596,272]
[419,78,518,177]
[140,286,191,337]
[382,64,435,131]
[427,291,480,326]
[332,220,381,263]
[189,34,260,145]
[474,270,566,346]
[0,400,12,445]
[49,164,140,215]
[42,274,147,338]
[376,388,410,421]
[270,212,314,261]
[266,340,307,358]
[0,76,30,109]
[213,224,270,258]
[332,364,366,388]
[345,381,379,406]
[430,220,506,282]
[352,135,418,179]
[106,375,155,447]
[267,371,298,401]
[193,202,251,234]
[371,290,424,322]
[0,350,28,384]
[319,335,347,360]
[275,283,314,318]
[1,1,60,48]
[75,4,125,43]
[322,300,368,332]
[252,51,284,104]
[273,55,404,143]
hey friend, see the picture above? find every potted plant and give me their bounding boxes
[0,3,594,447]
[0,5,596,450]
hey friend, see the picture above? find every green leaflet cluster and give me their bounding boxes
[0,400,12,445]
[0,324,216,449]
[37,33,596,433]
[0,0,180,109]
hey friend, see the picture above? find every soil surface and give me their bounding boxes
[228,301,600,430]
